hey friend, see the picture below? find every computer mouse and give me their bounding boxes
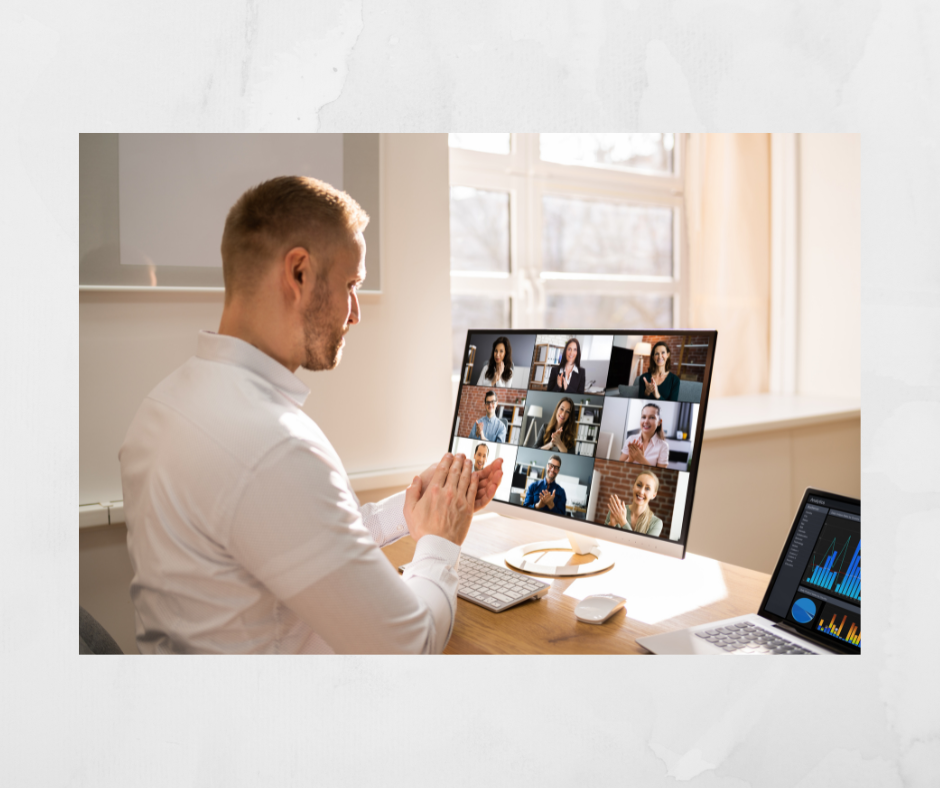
[575,594,626,624]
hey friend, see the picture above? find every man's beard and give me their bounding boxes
[302,289,345,372]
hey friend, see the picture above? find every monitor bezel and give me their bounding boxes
[452,328,718,560]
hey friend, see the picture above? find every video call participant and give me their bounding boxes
[477,336,515,388]
[547,338,586,394]
[606,472,663,537]
[473,443,489,472]
[469,391,507,443]
[636,340,680,401]
[538,396,577,454]
[620,403,670,468]
[119,176,503,655]
[523,455,567,516]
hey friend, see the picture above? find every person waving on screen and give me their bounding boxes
[547,338,586,394]
[636,341,680,401]
[523,455,567,516]
[619,403,670,468]
[538,397,576,454]
[606,472,663,537]
[476,336,514,388]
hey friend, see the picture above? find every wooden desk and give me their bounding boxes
[382,512,770,655]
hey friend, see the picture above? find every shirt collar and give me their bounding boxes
[196,331,310,407]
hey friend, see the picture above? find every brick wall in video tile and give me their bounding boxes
[591,458,681,539]
[455,386,528,439]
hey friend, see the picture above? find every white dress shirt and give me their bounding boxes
[558,364,578,388]
[120,331,460,654]
[621,432,670,467]
[477,366,514,388]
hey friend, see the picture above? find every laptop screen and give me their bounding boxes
[760,489,861,654]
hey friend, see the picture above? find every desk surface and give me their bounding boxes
[382,512,770,655]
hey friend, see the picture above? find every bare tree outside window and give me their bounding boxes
[450,187,510,273]
[545,295,673,331]
[449,134,685,379]
[540,133,674,174]
[542,196,673,277]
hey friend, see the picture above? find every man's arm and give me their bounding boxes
[495,419,507,443]
[523,481,540,508]
[553,485,567,515]
[359,491,408,547]
[228,442,463,654]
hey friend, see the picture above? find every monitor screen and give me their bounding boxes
[451,330,717,557]
[759,489,861,654]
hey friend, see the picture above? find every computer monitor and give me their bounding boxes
[451,330,717,575]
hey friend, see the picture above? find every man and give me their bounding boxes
[472,443,489,472]
[523,455,567,516]
[468,391,507,443]
[119,176,503,654]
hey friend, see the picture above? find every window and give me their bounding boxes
[449,134,687,377]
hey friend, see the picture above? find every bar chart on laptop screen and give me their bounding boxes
[803,519,861,602]
[816,602,861,647]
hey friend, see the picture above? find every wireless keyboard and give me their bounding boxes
[400,553,550,613]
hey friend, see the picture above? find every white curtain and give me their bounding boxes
[685,134,771,398]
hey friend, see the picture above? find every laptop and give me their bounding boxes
[637,488,861,655]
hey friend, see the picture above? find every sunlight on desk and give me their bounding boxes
[468,511,729,625]
[559,549,729,626]
[383,511,763,653]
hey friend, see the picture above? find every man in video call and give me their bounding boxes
[473,443,489,472]
[524,455,567,516]
[119,176,503,655]
[469,390,507,443]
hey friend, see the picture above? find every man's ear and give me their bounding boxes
[282,246,312,304]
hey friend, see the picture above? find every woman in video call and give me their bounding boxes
[606,471,663,537]
[538,396,577,454]
[476,336,515,388]
[619,402,670,468]
[636,340,680,401]
[547,338,585,394]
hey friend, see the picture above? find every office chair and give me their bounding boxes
[79,606,124,654]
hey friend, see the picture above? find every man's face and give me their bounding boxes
[484,394,497,417]
[302,233,366,372]
[546,460,560,482]
[473,445,488,471]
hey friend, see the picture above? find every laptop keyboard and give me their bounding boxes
[697,621,814,654]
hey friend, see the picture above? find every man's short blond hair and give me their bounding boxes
[220,176,369,298]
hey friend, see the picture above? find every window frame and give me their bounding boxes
[449,133,689,372]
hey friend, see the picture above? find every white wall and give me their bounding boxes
[797,134,861,398]
[80,134,452,505]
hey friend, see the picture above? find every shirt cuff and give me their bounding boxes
[359,490,408,547]
[412,534,462,567]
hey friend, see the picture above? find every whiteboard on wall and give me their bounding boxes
[79,133,381,291]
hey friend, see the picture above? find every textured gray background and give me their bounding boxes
[5,0,935,784]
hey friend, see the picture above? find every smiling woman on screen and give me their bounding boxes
[547,338,586,394]
[538,396,577,454]
[619,402,670,468]
[477,336,515,388]
[606,472,663,537]
[636,340,680,401]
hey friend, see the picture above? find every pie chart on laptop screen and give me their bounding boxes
[791,597,817,624]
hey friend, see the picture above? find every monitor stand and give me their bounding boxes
[504,531,615,577]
